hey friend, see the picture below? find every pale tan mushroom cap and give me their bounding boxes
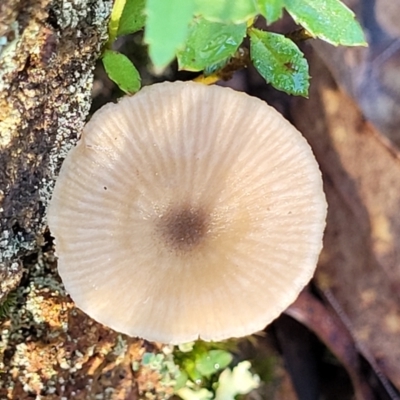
[48,81,327,344]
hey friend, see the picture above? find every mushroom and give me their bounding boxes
[47,81,327,344]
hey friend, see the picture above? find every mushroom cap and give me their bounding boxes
[48,81,327,344]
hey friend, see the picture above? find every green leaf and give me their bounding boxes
[177,17,246,71]
[102,50,141,94]
[145,0,195,68]
[108,0,127,45]
[284,0,367,46]
[257,0,284,24]
[182,358,203,382]
[195,350,233,378]
[249,29,309,97]
[194,0,258,23]
[117,0,146,36]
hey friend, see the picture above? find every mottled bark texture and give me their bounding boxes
[0,0,112,300]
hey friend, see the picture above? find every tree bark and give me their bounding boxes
[0,0,111,300]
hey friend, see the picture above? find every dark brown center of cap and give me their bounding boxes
[159,206,208,252]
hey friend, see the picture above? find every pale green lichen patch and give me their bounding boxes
[137,346,181,399]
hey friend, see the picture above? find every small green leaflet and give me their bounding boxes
[284,0,367,46]
[177,18,246,71]
[102,50,141,94]
[257,0,284,24]
[117,0,146,36]
[249,29,309,97]
[195,350,233,379]
[145,0,195,68]
[194,0,258,23]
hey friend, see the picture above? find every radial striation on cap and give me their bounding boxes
[47,81,327,344]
